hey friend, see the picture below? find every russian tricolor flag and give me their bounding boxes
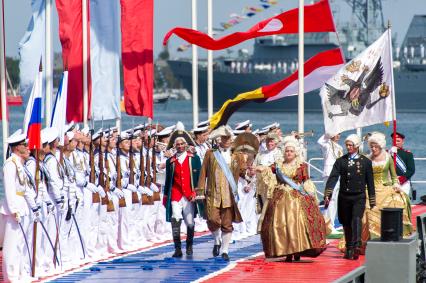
[23,71,43,150]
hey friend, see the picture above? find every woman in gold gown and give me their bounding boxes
[366,132,413,239]
[260,141,326,262]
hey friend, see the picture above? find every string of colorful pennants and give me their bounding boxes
[177,0,278,52]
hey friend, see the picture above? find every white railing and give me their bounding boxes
[306,157,426,191]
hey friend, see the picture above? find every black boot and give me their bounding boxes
[171,219,182,257]
[213,244,221,257]
[186,225,195,256]
[343,225,353,260]
[351,217,362,260]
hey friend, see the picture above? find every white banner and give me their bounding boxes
[319,31,393,136]
[90,0,121,121]
[50,72,68,145]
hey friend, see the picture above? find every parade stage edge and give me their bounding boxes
[1,204,425,283]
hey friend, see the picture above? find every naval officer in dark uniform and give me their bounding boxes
[390,132,415,198]
[324,134,376,260]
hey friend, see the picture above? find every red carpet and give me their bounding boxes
[204,204,426,283]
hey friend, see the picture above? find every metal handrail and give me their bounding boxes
[306,157,426,186]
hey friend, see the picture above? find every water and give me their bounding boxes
[2,100,426,200]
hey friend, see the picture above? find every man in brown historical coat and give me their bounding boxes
[197,125,243,261]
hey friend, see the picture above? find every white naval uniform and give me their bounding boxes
[234,175,258,239]
[193,142,210,233]
[195,142,210,163]
[1,154,37,282]
[317,134,343,232]
[25,157,55,277]
[254,147,283,167]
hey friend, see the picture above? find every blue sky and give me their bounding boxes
[4,0,426,59]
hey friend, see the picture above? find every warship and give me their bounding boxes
[168,1,426,112]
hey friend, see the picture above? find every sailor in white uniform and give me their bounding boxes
[317,133,343,233]
[234,120,252,133]
[1,130,38,282]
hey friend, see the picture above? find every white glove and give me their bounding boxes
[114,189,125,199]
[150,183,159,193]
[390,146,398,154]
[97,185,104,193]
[126,184,138,192]
[86,182,98,193]
[75,172,87,187]
[137,186,144,194]
[145,187,153,197]
[98,188,106,198]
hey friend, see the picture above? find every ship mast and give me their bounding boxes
[343,0,385,44]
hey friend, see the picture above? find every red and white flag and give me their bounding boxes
[164,0,335,50]
[210,48,345,129]
[56,0,91,123]
[121,0,154,118]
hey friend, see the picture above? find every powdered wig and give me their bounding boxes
[284,140,300,156]
[173,137,187,146]
[368,132,386,149]
[345,134,361,148]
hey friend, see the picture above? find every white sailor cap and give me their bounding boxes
[134,130,142,136]
[252,129,259,135]
[233,129,245,135]
[65,121,78,132]
[120,131,130,140]
[146,128,157,137]
[92,128,104,141]
[197,120,210,128]
[235,120,252,130]
[257,128,268,135]
[193,125,209,134]
[41,127,59,144]
[81,126,90,136]
[7,129,27,146]
[66,131,75,141]
[262,122,280,131]
[157,125,175,137]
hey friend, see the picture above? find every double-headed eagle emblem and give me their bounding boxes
[326,57,390,119]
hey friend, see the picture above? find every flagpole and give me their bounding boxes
[0,0,8,162]
[82,0,89,127]
[45,0,52,127]
[298,0,305,159]
[191,0,199,127]
[207,0,213,118]
[387,22,398,166]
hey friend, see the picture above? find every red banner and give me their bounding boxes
[164,0,335,51]
[121,0,154,118]
[56,0,91,122]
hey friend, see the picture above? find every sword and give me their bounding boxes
[18,221,32,269]
[52,211,63,267]
[71,214,86,259]
[39,220,60,265]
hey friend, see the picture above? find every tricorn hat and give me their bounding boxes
[166,122,196,150]
[232,133,259,154]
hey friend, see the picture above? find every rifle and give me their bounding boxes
[90,130,100,203]
[151,123,160,201]
[129,132,139,203]
[104,136,115,212]
[143,129,154,205]
[116,136,127,208]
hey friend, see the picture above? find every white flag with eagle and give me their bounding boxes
[319,31,393,136]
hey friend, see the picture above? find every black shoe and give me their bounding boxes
[284,255,293,262]
[294,254,301,261]
[186,245,193,256]
[172,248,183,258]
[213,244,221,257]
[221,253,230,261]
[343,248,354,260]
[352,248,360,260]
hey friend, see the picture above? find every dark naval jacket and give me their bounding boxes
[396,148,415,181]
[324,153,376,207]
